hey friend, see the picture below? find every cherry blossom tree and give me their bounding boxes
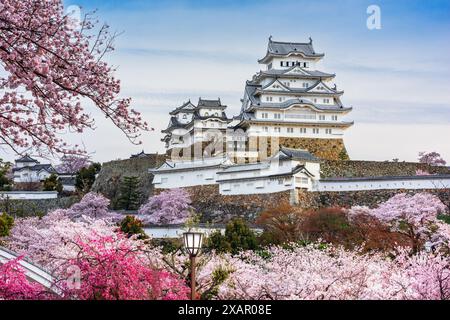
[0,258,47,300]
[66,192,121,221]
[415,169,431,176]
[56,155,91,174]
[0,0,149,156]
[418,152,447,166]
[6,210,119,272]
[60,235,189,300]
[138,189,192,225]
[389,249,450,300]
[348,193,448,253]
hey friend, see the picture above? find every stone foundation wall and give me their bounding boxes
[156,185,291,224]
[298,189,450,211]
[321,160,450,178]
[157,185,449,223]
[0,196,79,218]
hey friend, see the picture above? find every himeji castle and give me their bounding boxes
[230,37,354,162]
[150,37,450,197]
[161,37,354,162]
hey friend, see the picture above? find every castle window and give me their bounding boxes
[326,129,332,134]
[303,83,308,88]
[268,63,272,70]
[274,113,281,119]
[304,62,308,68]
[313,128,319,134]
[280,61,284,67]
[182,114,187,119]
[263,127,269,132]
[319,115,326,120]
[214,112,219,117]
[332,115,338,121]
[323,98,330,104]
[287,128,294,133]
[300,128,306,133]
[205,112,209,116]
[261,112,268,119]
[274,127,281,133]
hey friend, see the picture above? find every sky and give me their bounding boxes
[1,0,450,164]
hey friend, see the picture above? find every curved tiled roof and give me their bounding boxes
[257,65,335,80]
[15,154,38,163]
[197,98,226,109]
[279,147,321,162]
[259,37,325,63]
[169,100,196,115]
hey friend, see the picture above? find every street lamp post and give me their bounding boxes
[183,231,204,300]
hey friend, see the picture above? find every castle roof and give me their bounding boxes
[12,164,56,173]
[257,65,335,80]
[15,154,38,163]
[259,37,324,63]
[169,100,196,115]
[197,98,226,109]
[130,150,152,158]
[242,82,351,112]
[278,147,321,162]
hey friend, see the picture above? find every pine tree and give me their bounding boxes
[117,176,141,211]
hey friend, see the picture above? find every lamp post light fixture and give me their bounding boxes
[183,231,204,300]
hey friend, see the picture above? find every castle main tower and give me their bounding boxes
[231,37,353,161]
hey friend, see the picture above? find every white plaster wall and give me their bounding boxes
[313,177,450,192]
[0,191,58,200]
[153,167,220,189]
[220,176,294,195]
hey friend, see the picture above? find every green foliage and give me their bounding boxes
[0,159,12,191]
[118,215,147,239]
[151,238,183,254]
[201,266,231,300]
[75,163,101,193]
[43,174,63,193]
[338,148,350,161]
[207,218,258,254]
[0,212,14,237]
[438,214,450,224]
[117,176,141,210]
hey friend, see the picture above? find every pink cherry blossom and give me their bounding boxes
[0,0,150,156]
[138,189,192,225]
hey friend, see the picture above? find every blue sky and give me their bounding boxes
[2,0,449,163]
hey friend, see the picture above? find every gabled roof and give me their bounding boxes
[161,116,190,133]
[130,150,152,158]
[241,82,352,113]
[257,65,335,80]
[15,155,38,163]
[277,147,321,162]
[150,156,232,173]
[259,37,325,63]
[12,164,56,173]
[169,100,196,115]
[197,98,226,109]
